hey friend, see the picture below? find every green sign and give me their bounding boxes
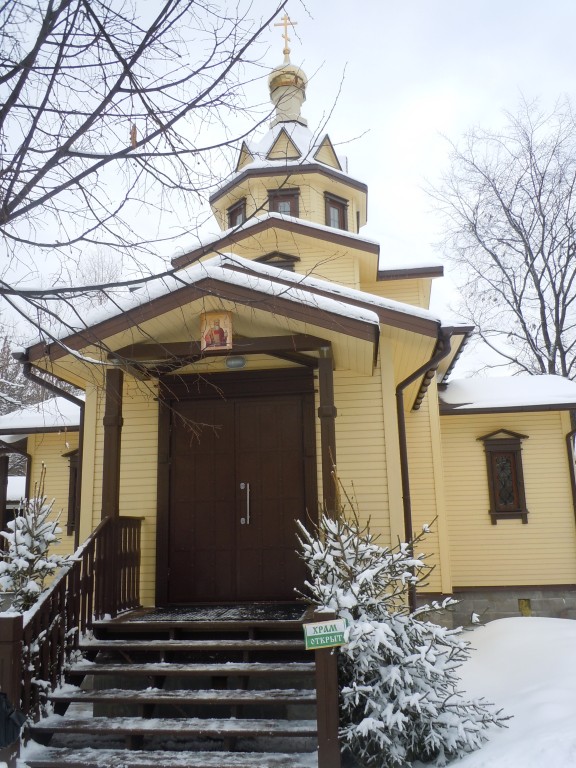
[303,618,347,650]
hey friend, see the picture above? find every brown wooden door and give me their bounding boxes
[167,395,309,603]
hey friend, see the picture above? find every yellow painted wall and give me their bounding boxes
[319,365,391,542]
[211,171,365,237]
[441,410,576,586]
[362,278,433,309]
[404,384,450,593]
[27,430,79,559]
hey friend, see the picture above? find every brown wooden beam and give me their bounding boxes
[110,334,330,362]
[318,346,337,517]
[101,369,123,520]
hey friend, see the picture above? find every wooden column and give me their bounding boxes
[0,455,8,534]
[314,609,341,768]
[101,368,123,520]
[318,346,337,516]
[101,369,123,618]
[0,614,23,710]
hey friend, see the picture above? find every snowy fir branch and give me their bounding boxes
[0,465,66,611]
[297,507,508,767]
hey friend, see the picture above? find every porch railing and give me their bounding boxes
[0,515,142,721]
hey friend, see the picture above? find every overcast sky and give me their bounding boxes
[237,0,576,373]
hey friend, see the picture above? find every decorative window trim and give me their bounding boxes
[227,199,246,228]
[478,429,529,524]
[268,188,299,217]
[324,192,348,230]
[255,251,300,272]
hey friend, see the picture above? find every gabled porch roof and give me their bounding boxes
[24,255,444,389]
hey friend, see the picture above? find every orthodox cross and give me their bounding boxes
[274,13,297,57]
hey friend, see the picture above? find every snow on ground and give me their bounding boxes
[435,617,576,768]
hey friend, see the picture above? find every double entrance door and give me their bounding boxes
[165,387,314,604]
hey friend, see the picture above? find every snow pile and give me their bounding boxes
[298,514,505,767]
[447,617,576,768]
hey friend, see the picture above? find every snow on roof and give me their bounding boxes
[170,211,379,264]
[211,122,355,197]
[0,396,81,433]
[218,254,441,324]
[27,252,443,352]
[440,374,576,411]
[7,475,25,501]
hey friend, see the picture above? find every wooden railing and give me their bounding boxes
[0,516,142,722]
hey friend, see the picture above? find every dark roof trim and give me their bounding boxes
[27,276,380,363]
[439,326,474,383]
[171,215,379,269]
[440,402,576,415]
[377,265,444,281]
[0,425,80,436]
[209,162,368,205]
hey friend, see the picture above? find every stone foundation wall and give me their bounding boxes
[417,586,576,628]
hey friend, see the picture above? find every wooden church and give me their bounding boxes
[2,21,576,767]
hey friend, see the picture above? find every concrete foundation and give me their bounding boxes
[417,586,576,628]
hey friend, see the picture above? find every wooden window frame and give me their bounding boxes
[268,188,300,217]
[324,192,348,231]
[479,431,529,524]
[227,198,246,228]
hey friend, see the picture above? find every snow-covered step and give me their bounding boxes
[80,638,306,651]
[50,687,316,706]
[30,715,318,738]
[68,661,315,677]
[22,746,318,768]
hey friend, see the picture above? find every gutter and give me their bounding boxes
[395,326,453,611]
[14,355,85,548]
[566,428,576,528]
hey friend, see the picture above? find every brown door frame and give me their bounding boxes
[155,368,319,606]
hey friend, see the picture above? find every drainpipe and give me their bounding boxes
[395,326,453,611]
[565,428,576,527]
[14,356,85,548]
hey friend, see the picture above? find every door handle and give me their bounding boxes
[240,482,250,525]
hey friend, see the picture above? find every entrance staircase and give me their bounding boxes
[22,608,322,768]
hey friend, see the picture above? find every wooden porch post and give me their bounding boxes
[0,455,8,535]
[314,609,341,768]
[0,614,23,711]
[101,369,123,616]
[318,346,337,517]
[101,368,123,520]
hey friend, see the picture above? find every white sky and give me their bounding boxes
[237,1,576,373]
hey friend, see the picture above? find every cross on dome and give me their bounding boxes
[274,13,297,63]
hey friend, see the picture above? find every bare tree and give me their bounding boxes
[0,0,286,274]
[432,98,576,379]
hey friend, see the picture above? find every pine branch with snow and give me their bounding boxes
[0,465,66,611]
[297,510,507,767]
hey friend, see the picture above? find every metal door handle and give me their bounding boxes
[240,482,250,525]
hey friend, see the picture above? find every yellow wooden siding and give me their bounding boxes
[118,379,159,607]
[361,278,433,310]
[27,431,79,558]
[404,391,446,593]
[88,378,158,606]
[210,171,366,241]
[316,366,391,543]
[441,411,576,586]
